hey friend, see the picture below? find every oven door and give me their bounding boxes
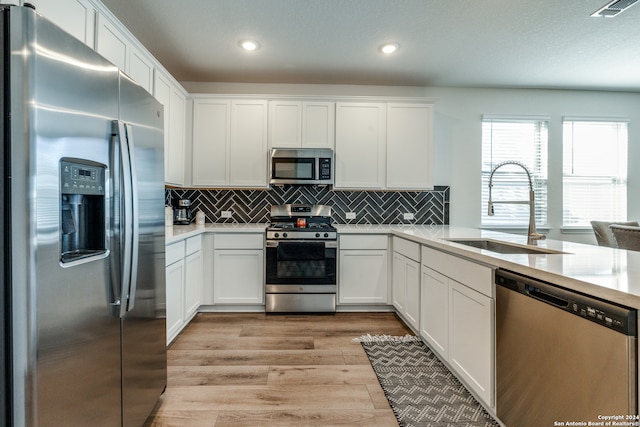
[265,240,337,287]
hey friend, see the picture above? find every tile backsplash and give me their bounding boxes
[166,185,449,225]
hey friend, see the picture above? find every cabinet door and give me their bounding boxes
[201,234,215,305]
[404,258,420,329]
[386,103,434,190]
[338,250,388,304]
[335,103,386,189]
[167,88,186,186]
[302,102,335,148]
[153,73,172,184]
[128,46,154,93]
[184,251,202,321]
[165,260,184,344]
[391,252,406,313]
[269,101,302,148]
[30,0,96,46]
[192,99,231,186]
[95,14,128,71]
[213,249,264,304]
[449,280,494,407]
[420,266,449,359]
[230,100,268,187]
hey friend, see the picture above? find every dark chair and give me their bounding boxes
[590,220,639,247]
[610,224,640,251]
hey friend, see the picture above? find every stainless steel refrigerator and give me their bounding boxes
[1,5,167,426]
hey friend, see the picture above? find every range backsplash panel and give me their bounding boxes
[166,185,449,225]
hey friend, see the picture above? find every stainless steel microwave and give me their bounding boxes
[269,148,334,185]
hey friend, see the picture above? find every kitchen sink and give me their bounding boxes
[445,239,566,255]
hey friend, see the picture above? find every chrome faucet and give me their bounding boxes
[487,160,546,245]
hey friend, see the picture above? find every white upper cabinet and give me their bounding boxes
[335,102,387,189]
[386,103,434,190]
[230,100,269,187]
[302,102,335,148]
[269,101,335,149]
[128,46,154,94]
[168,88,186,185]
[192,99,231,187]
[155,72,186,186]
[192,99,268,188]
[30,0,96,46]
[94,6,155,93]
[95,13,128,71]
[268,101,302,148]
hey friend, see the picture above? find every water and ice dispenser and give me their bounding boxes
[60,159,107,263]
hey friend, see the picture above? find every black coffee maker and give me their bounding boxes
[172,199,193,225]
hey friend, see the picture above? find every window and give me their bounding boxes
[481,116,548,227]
[562,119,628,227]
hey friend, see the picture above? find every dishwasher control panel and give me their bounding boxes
[496,270,637,336]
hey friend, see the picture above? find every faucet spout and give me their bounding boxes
[487,161,545,245]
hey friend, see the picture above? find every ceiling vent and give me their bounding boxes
[591,0,639,17]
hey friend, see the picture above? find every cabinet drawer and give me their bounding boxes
[340,234,388,250]
[421,246,493,297]
[214,233,264,249]
[392,237,420,261]
[185,235,202,256]
[166,240,185,266]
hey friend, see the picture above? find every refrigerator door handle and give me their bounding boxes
[114,120,139,317]
[123,122,139,312]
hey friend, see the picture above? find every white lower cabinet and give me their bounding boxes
[420,266,449,359]
[338,235,389,304]
[165,240,185,344]
[213,233,264,305]
[420,245,495,409]
[449,280,493,406]
[184,236,203,321]
[165,236,202,344]
[392,237,420,330]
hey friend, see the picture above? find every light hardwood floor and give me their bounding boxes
[144,312,413,427]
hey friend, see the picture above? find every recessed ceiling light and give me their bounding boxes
[239,39,260,51]
[379,42,399,54]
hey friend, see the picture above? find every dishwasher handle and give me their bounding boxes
[525,285,570,309]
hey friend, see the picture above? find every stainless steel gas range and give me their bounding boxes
[265,204,337,313]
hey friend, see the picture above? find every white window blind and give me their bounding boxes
[562,119,628,227]
[481,117,548,227]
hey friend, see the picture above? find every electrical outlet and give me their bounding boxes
[403,213,415,220]
[221,210,232,218]
[346,212,356,220]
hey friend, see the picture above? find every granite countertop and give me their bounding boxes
[166,223,640,309]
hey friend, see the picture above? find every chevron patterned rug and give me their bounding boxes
[355,335,500,427]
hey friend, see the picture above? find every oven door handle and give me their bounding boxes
[266,240,337,248]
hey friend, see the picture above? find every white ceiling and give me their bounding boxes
[99,0,640,92]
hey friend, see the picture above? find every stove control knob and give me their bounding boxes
[324,233,329,238]
[315,233,321,238]
[283,232,288,238]
[274,233,280,238]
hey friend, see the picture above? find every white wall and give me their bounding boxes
[183,82,640,244]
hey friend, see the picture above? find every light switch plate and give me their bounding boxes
[403,213,415,220]
[346,212,356,220]
[221,210,232,218]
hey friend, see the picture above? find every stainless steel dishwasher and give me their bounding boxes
[496,269,637,427]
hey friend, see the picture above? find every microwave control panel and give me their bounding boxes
[319,158,332,180]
